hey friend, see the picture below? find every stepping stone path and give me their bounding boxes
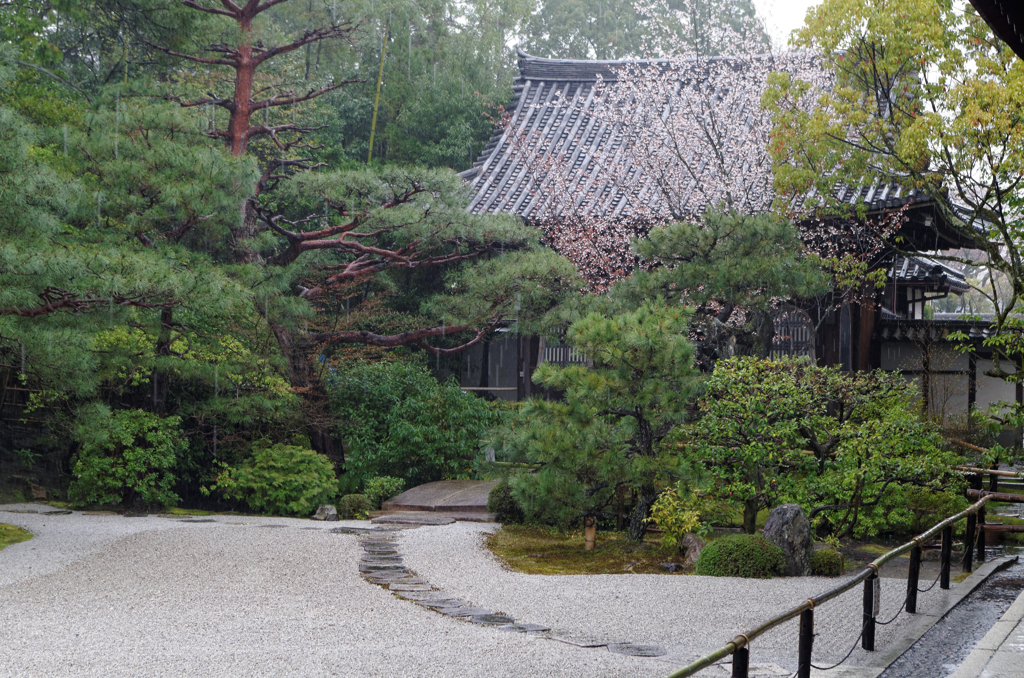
[338,523,667,663]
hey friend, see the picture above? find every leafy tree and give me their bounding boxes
[69,405,187,508]
[681,357,816,534]
[521,0,765,60]
[680,357,964,537]
[496,301,702,541]
[328,360,501,490]
[765,0,1024,439]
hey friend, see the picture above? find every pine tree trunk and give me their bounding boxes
[268,320,344,470]
[627,483,657,542]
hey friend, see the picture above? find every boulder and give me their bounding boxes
[311,504,339,521]
[681,533,706,569]
[763,504,813,576]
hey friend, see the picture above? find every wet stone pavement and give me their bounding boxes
[878,555,1024,678]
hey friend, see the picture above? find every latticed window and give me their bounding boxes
[772,308,815,360]
[541,342,589,366]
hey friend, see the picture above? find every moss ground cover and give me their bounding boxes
[486,525,685,575]
[0,524,32,551]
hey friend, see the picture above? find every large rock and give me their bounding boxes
[763,504,813,576]
[681,533,706,569]
[311,504,339,521]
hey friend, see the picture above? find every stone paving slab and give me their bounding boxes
[949,586,1024,678]
[381,479,497,513]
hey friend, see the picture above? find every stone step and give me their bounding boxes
[381,479,497,514]
[369,510,497,525]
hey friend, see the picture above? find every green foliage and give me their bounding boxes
[70,405,185,508]
[765,0,1024,437]
[810,547,843,577]
[209,443,336,516]
[364,476,406,510]
[681,357,963,539]
[682,357,817,533]
[695,533,785,578]
[329,360,501,489]
[646,483,709,550]
[497,301,702,541]
[595,211,828,367]
[487,478,526,524]
[339,494,373,520]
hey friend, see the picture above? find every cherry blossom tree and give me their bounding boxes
[493,0,836,359]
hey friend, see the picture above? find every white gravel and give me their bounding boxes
[0,505,953,677]
[400,522,951,672]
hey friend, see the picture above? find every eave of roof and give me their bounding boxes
[970,0,1024,60]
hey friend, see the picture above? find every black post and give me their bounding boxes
[907,545,921,614]
[940,525,952,590]
[978,503,986,563]
[972,473,985,564]
[732,646,749,678]
[862,572,876,651]
[990,466,998,493]
[798,609,813,678]
[965,512,976,573]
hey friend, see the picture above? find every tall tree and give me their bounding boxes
[765,0,1024,436]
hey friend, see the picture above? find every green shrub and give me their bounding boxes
[70,405,185,508]
[810,547,844,576]
[328,361,500,488]
[209,443,336,516]
[339,494,373,519]
[365,476,406,509]
[694,533,785,578]
[646,483,709,550]
[487,479,525,524]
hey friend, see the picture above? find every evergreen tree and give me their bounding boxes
[496,301,701,541]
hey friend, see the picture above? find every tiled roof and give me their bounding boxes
[463,50,937,221]
[970,0,1024,60]
[880,253,970,294]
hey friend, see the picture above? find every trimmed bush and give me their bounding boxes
[487,479,525,524]
[210,443,336,516]
[70,406,185,509]
[694,533,785,579]
[365,476,406,510]
[339,494,373,519]
[811,547,844,577]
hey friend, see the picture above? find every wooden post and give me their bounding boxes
[584,517,596,551]
[940,525,952,590]
[732,647,749,678]
[798,609,813,678]
[977,502,986,564]
[862,572,876,651]
[907,545,921,614]
[964,512,976,573]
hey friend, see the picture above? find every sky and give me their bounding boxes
[751,0,822,50]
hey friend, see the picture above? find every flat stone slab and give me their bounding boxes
[329,526,371,535]
[471,614,514,626]
[381,480,498,513]
[360,556,403,564]
[388,584,433,592]
[548,633,628,648]
[395,591,447,601]
[437,606,492,617]
[358,563,406,572]
[497,623,551,633]
[608,643,668,657]
[416,599,467,608]
[371,514,456,526]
